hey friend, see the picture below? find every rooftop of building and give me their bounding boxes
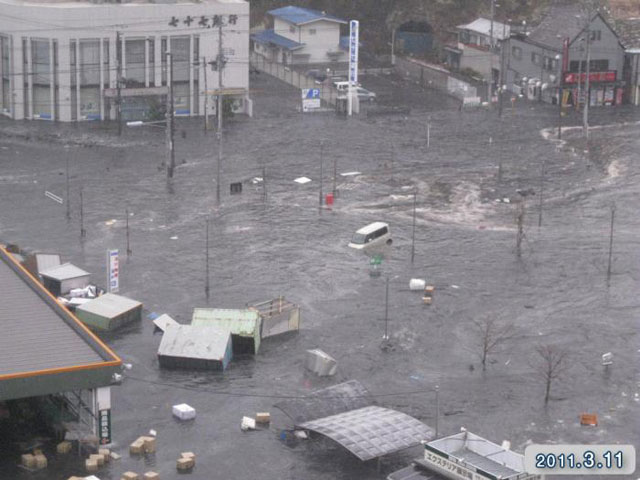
[614,17,640,49]
[456,17,511,41]
[0,246,121,401]
[268,6,346,26]
[425,431,526,479]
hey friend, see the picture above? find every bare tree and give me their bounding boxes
[534,344,569,404]
[471,317,516,370]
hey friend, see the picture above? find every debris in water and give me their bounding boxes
[294,177,312,184]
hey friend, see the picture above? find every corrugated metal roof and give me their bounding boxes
[268,6,346,25]
[158,325,231,360]
[191,308,260,336]
[526,3,590,50]
[0,248,118,377]
[251,29,305,50]
[300,405,434,461]
[457,18,511,40]
[615,18,640,49]
[40,262,90,281]
[76,293,141,319]
[275,380,373,424]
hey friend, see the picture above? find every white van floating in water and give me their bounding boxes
[348,222,392,250]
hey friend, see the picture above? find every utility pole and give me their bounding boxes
[125,207,131,257]
[411,187,417,264]
[205,217,210,299]
[65,155,71,220]
[262,166,267,204]
[79,188,86,238]
[165,52,175,178]
[332,156,337,199]
[391,27,396,66]
[319,140,324,207]
[538,158,545,228]
[498,21,507,117]
[583,19,592,138]
[489,0,495,102]
[516,201,525,257]
[383,276,389,341]
[426,117,431,148]
[558,49,564,139]
[216,23,225,205]
[116,31,122,136]
[434,384,439,438]
[607,204,615,284]
[202,56,208,132]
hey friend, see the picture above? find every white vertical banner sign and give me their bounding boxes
[348,20,359,116]
[107,249,119,293]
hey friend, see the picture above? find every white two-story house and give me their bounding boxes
[251,6,347,65]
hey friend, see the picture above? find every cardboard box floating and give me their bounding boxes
[172,403,196,421]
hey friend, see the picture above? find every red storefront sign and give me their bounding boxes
[563,71,616,84]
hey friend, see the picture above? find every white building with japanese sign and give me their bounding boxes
[0,0,250,122]
[389,431,543,480]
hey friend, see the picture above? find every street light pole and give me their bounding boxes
[319,140,324,207]
[435,385,440,438]
[65,155,70,220]
[411,187,417,264]
[165,52,175,178]
[216,23,224,205]
[383,276,389,341]
[205,217,210,299]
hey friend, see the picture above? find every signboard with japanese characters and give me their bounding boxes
[348,20,359,86]
[168,14,238,29]
[99,409,111,445]
[107,249,119,293]
[563,71,616,84]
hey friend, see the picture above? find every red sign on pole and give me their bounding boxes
[563,71,616,84]
[562,38,569,73]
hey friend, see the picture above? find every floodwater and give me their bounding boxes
[0,73,638,480]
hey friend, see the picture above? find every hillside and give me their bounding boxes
[249,0,549,55]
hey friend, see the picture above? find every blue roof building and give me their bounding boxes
[252,5,349,65]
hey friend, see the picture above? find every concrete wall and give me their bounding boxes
[395,56,483,102]
[459,45,500,80]
[0,0,249,121]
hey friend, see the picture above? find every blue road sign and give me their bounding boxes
[302,88,320,99]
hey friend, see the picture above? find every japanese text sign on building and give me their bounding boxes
[563,71,615,84]
[168,14,238,28]
[99,409,111,445]
[107,249,119,293]
[349,20,359,85]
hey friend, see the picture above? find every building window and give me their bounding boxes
[1,36,11,113]
[590,30,601,41]
[511,46,522,59]
[531,52,541,65]
[543,56,557,71]
[569,59,609,73]
[309,28,316,35]
[125,38,145,87]
[289,25,295,34]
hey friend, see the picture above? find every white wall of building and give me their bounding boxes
[270,17,344,64]
[0,0,249,121]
